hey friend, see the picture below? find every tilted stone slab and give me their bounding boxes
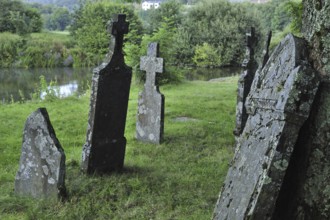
[136,42,164,144]
[81,14,132,174]
[234,27,258,137]
[15,108,66,199]
[213,34,320,219]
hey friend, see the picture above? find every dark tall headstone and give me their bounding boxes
[262,31,272,69]
[233,27,258,137]
[136,42,164,144]
[213,34,320,219]
[81,14,132,174]
[15,108,66,200]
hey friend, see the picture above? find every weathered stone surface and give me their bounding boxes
[136,42,164,144]
[233,27,258,137]
[213,34,320,220]
[15,108,66,199]
[81,14,132,174]
[271,1,330,219]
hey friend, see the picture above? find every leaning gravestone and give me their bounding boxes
[15,108,66,199]
[136,42,164,144]
[262,31,272,69]
[233,27,258,137]
[81,14,132,174]
[213,34,320,219]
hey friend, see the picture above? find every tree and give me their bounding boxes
[142,0,183,34]
[70,1,143,65]
[193,43,220,67]
[284,0,302,35]
[46,7,71,30]
[271,1,290,31]
[177,0,261,66]
[0,0,43,34]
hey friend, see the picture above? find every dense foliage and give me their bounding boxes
[0,0,303,80]
[45,7,72,31]
[70,1,143,66]
[0,32,74,68]
[0,0,43,34]
[178,0,261,67]
[23,0,79,11]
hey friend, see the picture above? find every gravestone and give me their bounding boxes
[81,14,132,174]
[262,31,272,69]
[15,108,66,199]
[136,42,164,144]
[213,34,320,219]
[233,27,258,136]
[272,1,330,219]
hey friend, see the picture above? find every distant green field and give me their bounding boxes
[30,31,72,44]
[0,78,237,219]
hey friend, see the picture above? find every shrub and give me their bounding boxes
[0,32,25,67]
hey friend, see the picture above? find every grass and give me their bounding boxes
[29,32,72,45]
[0,77,237,219]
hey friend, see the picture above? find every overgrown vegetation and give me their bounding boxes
[0,0,303,81]
[0,78,237,219]
[70,1,143,67]
[0,32,74,68]
[0,0,43,35]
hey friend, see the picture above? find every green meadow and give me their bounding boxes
[0,77,237,219]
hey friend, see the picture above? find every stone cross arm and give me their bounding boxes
[140,56,164,74]
[111,14,129,54]
[140,43,164,88]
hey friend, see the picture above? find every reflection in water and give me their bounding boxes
[0,68,92,103]
[40,81,79,99]
[0,67,241,103]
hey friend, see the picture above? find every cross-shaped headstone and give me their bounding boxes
[140,43,163,89]
[242,27,256,68]
[111,14,129,54]
[246,27,256,49]
[136,42,165,144]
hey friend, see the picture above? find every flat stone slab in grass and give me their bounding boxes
[213,34,320,219]
[172,117,199,122]
[15,108,66,200]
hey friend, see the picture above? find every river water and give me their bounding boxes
[0,67,240,103]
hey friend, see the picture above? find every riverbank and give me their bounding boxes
[0,78,237,219]
[0,31,97,68]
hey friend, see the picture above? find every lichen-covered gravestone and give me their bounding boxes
[233,27,258,137]
[213,34,320,219]
[136,42,164,144]
[15,108,66,199]
[81,14,132,174]
[272,1,330,219]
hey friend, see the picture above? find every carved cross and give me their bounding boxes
[140,43,163,88]
[242,27,256,68]
[111,14,129,54]
[246,27,256,49]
